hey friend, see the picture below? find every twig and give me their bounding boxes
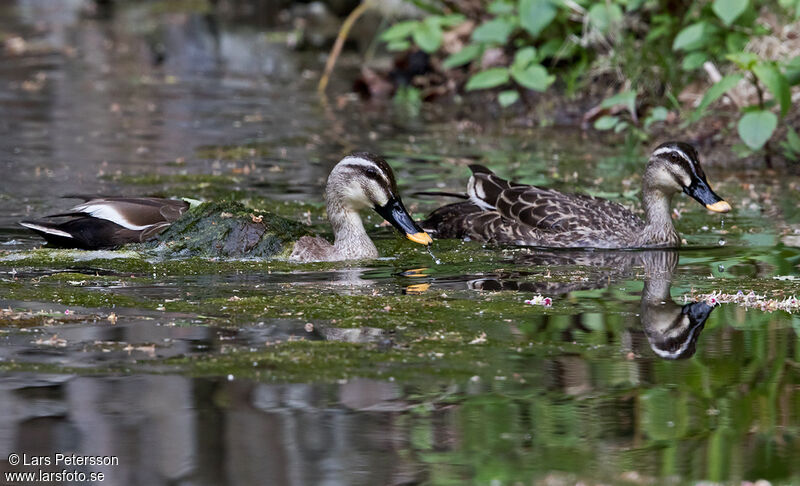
[317,0,373,96]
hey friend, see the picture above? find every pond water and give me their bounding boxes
[1,1,800,485]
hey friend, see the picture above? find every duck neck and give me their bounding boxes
[326,196,378,260]
[639,180,679,247]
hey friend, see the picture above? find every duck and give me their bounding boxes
[19,152,432,262]
[421,141,731,248]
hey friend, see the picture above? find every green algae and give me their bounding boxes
[148,201,311,258]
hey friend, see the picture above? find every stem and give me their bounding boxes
[317,1,372,96]
[750,73,773,168]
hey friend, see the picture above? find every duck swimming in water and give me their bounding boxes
[20,153,432,262]
[288,152,431,262]
[421,141,731,249]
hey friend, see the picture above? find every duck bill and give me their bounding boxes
[683,178,731,213]
[375,197,432,245]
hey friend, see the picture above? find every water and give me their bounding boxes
[2,2,800,485]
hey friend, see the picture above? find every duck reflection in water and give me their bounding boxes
[638,251,716,359]
[450,250,718,360]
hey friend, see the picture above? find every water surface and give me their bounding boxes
[1,1,799,484]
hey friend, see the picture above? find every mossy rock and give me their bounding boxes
[149,201,312,258]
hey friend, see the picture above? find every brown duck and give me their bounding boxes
[421,141,731,248]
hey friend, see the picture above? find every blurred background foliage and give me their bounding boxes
[375,0,800,160]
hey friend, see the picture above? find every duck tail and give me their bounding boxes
[411,191,469,200]
[19,220,79,246]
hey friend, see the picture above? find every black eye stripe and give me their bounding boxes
[662,150,706,181]
[346,152,400,194]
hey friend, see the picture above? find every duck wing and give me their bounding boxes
[49,197,189,229]
[21,197,190,249]
[467,166,641,238]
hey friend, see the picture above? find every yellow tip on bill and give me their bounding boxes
[706,200,732,213]
[407,232,433,245]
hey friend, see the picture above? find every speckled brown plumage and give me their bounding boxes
[422,142,730,249]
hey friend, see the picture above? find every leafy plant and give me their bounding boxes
[378,0,799,160]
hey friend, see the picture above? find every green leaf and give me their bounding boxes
[784,55,800,85]
[387,40,411,52]
[488,0,515,15]
[442,44,483,69]
[413,17,443,53]
[601,90,636,118]
[498,90,520,107]
[512,47,538,68]
[690,73,743,122]
[381,21,418,42]
[466,67,510,91]
[519,0,557,37]
[614,120,629,133]
[672,22,710,51]
[726,51,759,70]
[786,127,800,152]
[712,0,748,26]
[435,14,467,27]
[510,63,555,91]
[588,3,623,32]
[594,115,619,130]
[471,18,515,44]
[737,110,777,149]
[644,106,669,129]
[753,62,791,117]
[725,32,749,52]
[681,52,707,71]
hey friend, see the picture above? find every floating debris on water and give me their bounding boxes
[686,290,800,313]
[469,332,487,344]
[524,295,553,307]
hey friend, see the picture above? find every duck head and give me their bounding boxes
[327,153,432,245]
[645,141,731,213]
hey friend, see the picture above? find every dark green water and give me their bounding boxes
[1,2,799,485]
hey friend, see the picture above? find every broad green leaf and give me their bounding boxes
[601,90,636,118]
[594,115,619,130]
[588,3,623,32]
[614,120,629,133]
[466,67,510,91]
[381,21,418,42]
[413,18,443,53]
[387,40,411,52]
[690,73,743,122]
[489,0,515,15]
[498,90,520,107]
[784,55,800,85]
[472,18,515,44]
[786,127,800,152]
[435,14,467,27]
[510,63,555,91]
[681,52,707,71]
[519,0,557,37]
[725,31,748,52]
[737,110,777,149]
[712,0,748,26]
[512,47,538,68]
[753,62,791,116]
[726,51,759,70]
[644,106,669,129]
[442,44,483,69]
[672,22,710,51]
